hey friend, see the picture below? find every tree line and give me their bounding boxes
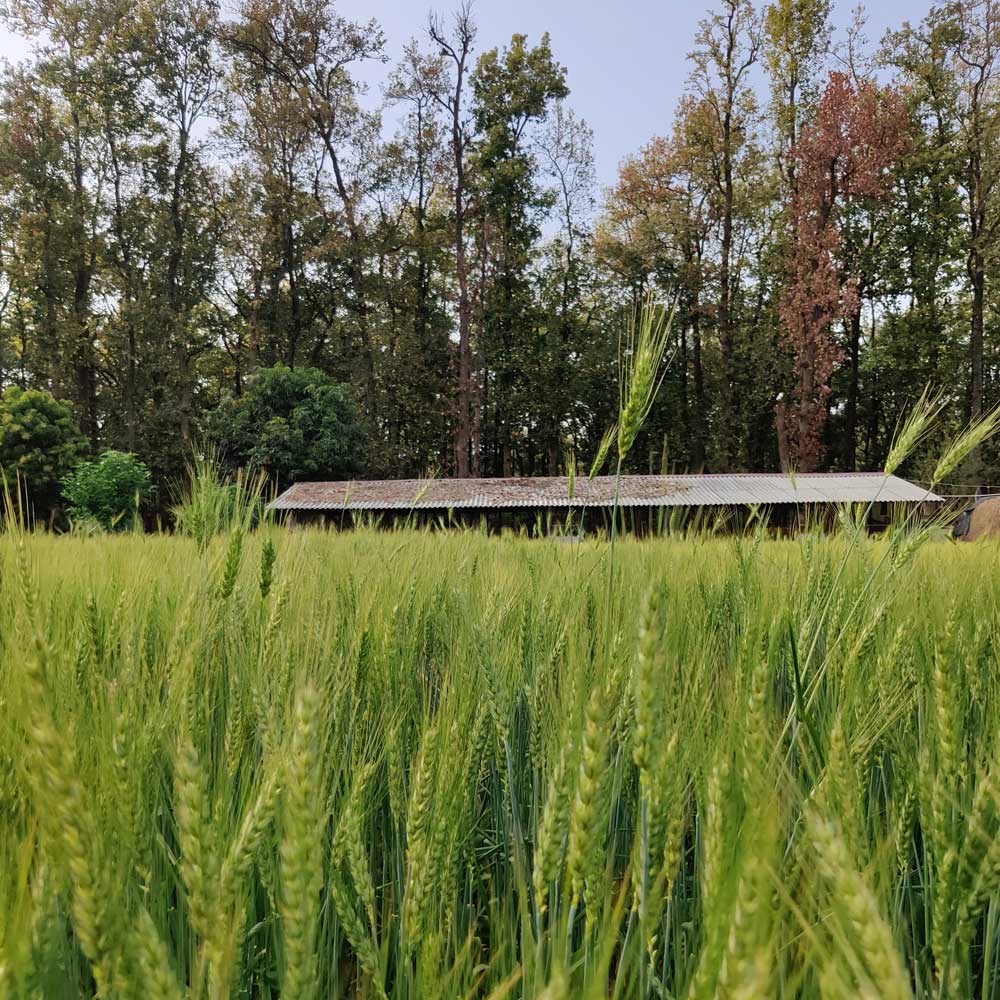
[2,0,1000,499]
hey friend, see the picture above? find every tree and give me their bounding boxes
[534,102,600,472]
[763,0,831,189]
[219,38,327,375]
[0,386,88,519]
[777,73,910,471]
[946,0,1000,421]
[0,0,111,443]
[599,120,717,469]
[538,102,595,316]
[687,0,763,468]
[878,10,982,474]
[471,32,568,476]
[427,3,477,476]
[375,41,454,476]
[208,364,365,488]
[886,2,1000,431]
[226,0,385,419]
[61,450,153,530]
[140,0,225,451]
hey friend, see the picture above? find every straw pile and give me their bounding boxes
[965,496,1000,540]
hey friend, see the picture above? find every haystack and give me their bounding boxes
[965,496,1000,541]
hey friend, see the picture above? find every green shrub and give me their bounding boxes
[61,451,153,532]
[0,386,88,520]
[206,365,366,489]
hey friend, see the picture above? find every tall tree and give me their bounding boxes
[375,43,454,474]
[0,0,115,443]
[948,0,1000,421]
[764,0,832,189]
[687,0,762,469]
[226,0,385,417]
[141,0,224,450]
[471,32,567,476]
[427,3,477,476]
[598,123,713,469]
[221,21,332,377]
[777,73,910,471]
[534,101,598,472]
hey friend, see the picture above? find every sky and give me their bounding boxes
[0,0,934,188]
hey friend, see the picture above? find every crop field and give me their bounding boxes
[2,522,1000,999]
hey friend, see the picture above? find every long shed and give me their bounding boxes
[270,472,941,533]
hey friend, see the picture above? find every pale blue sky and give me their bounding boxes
[0,0,932,186]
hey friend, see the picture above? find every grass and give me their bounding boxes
[2,518,1000,998]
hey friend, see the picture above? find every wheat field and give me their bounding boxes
[1,519,1000,999]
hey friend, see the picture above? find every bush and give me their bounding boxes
[207,366,366,489]
[61,450,153,532]
[0,386,88,520]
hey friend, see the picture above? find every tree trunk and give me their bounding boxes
[450,64,473,477]
[966,90,987,422]
[719,134,736,469]
[679,312,689,469]
[797,335,817,473]
[107,125,138,452]
[844,303,862,470]
[970,249,985,420]
[775,397,790,473]
[167,123,194,447]
[70,106,97,444]
[320,132,377,415]
[691,291,706,470]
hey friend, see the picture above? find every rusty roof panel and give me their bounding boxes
[269,473,941,511]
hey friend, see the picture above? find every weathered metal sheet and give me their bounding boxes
[269,473,941,512]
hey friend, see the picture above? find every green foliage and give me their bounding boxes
[207,366,365,489]
[0,386,88,520]
[61,451,153,532]
[4,0,1000,492]
[470,33,571,473]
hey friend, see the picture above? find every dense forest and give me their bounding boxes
[1,0,999,498]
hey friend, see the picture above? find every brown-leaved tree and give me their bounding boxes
[777,72,910,471]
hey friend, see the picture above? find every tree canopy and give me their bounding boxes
[1,0,1000,500]
[208,366,365,488]
[0,387,88,519]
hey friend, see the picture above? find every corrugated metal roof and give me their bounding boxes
[270,473,942,511]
